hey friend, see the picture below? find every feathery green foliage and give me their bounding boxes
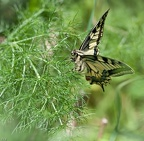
[0,0,85,138]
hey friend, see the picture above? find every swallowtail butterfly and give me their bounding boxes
[71,9,134,91]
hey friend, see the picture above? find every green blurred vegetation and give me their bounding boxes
[0,0,144,140]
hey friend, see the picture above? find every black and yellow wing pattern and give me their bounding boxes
[79,9,109,55]
[71,9,134,91]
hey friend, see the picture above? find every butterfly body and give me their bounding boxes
[71,9,134,91]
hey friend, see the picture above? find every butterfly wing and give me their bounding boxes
[83,55,134,91]
[79,9,109,56]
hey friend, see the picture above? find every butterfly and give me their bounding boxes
[71,9,134,91]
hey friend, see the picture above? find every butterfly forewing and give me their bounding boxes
[79,9,109,56]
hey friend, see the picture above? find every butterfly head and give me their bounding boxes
[71,50,76,56]
[71,50,78,62]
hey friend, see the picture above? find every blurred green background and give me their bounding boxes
[0,0,144,141]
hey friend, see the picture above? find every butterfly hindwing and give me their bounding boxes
[84,55,133,91]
